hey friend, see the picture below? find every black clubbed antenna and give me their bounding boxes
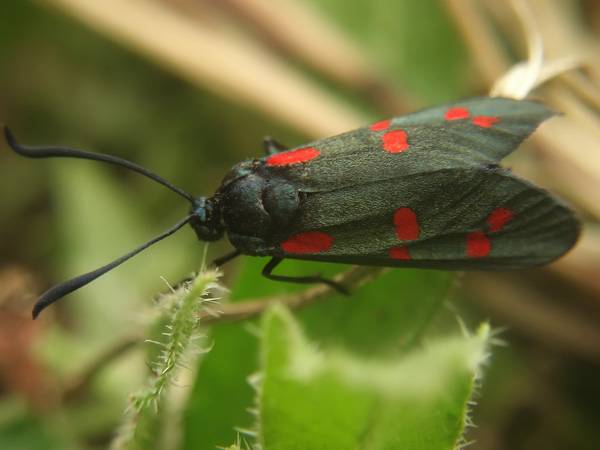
[4,127,198,318]
[31,215,193,319]
[4,126,196,204]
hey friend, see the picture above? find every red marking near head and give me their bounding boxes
[371,119,391,131]
[487,207,514,232]
[445,107,470,120]
[466,231,491,258]
[266,147,320,166]
[473,116,499,128]
[394,207,420,240]
[280,232,334,254]
[382,130,409,153]
[389,245,411,260]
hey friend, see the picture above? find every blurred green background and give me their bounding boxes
[0,1,598,449]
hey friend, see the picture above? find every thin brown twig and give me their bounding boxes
[198,265,388,325]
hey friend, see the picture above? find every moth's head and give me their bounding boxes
[189,196,224,242]
[3,126,211,318]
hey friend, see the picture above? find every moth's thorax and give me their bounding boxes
[215,161,302,248]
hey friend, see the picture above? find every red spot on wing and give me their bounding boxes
[487,207,514,232]
[445,107,470,120]
[266,147,320,166]
[382,130,409,153]
[371,119,391,131]
[280,232,334,254]
[473,116,499,128]
[466,231,491,258]
[394,208,420,240]
[389,245,411,260]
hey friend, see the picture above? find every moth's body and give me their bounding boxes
[193,97,579,271]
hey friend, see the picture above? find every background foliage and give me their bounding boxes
[0,1,599,449]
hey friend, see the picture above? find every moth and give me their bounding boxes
[4,97,580,318]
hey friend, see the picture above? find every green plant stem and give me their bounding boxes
[112,269,220,450]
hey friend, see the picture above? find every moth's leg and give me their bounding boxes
[211,249,242,267]
[261,257,349,295]
[262,136,289,155]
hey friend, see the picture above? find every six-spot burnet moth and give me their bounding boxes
[4,97,580,318]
